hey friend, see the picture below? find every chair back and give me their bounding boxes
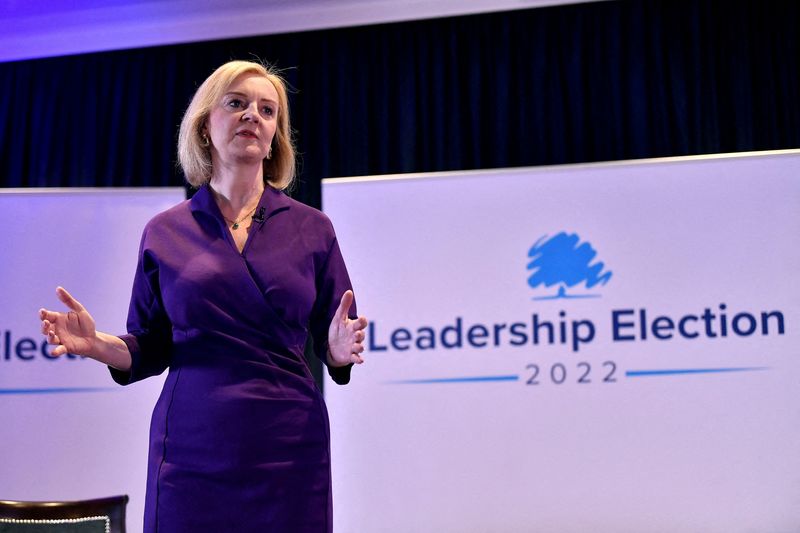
[0,495,128,533]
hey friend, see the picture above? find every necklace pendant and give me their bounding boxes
[232,222,239,230]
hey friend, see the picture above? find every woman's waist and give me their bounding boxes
[170,330,310,372]
[171,326,306,355]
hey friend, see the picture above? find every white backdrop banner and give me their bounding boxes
[0,188,184,533]
[323,150,800,533]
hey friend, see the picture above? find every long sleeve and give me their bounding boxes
[109,225,173,385]
[309,233,357,385]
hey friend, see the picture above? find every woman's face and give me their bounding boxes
[206,73,279,167]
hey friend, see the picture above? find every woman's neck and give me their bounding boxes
[209,162,265,212]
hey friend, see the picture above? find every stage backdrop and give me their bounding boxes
[0,188,184,533]
[323,150,800,533]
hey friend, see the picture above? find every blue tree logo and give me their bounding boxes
[527,232,612,300]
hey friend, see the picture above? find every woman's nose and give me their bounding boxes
[241,104,260,122]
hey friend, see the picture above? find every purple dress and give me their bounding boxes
[109,184,355,532]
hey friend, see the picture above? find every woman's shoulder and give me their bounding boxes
[283,194,330,221]
[141,198,193,236]
[271,188,335,231]
[267,189,343,255]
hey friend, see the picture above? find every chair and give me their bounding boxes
[0,495,128,533]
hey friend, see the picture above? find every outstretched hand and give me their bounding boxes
[327,290,368,367]
[39,287,97,357]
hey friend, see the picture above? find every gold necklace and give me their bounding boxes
[222,205,258,230]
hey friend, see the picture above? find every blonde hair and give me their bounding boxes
[178,60,295,190]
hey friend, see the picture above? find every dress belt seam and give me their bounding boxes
[155,366,182,533]
[315,391,333,533]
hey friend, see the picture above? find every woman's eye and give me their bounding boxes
[227,99,243,108]
[262,106,274,116]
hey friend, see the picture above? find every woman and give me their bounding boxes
[38,60,368,532]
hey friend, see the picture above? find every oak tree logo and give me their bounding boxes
[527,232,613,300]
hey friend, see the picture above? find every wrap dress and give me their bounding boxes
[109,184,355,532]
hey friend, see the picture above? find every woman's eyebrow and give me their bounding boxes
[224,91,278,104]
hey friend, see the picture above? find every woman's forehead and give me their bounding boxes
[226,73,279,100]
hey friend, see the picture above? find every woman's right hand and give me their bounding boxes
[39,287,97,357]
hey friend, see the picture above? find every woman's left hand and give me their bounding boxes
[327,290,368,367]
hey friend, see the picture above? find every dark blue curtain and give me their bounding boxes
[1,0,798,208]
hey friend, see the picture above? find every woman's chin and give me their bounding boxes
[224,149,269,166]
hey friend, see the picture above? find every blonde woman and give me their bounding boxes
[39,60,367,532]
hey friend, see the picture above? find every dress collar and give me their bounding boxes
[189,183,291,227]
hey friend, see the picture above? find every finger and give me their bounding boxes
[352,343,365,354]
[40,308,61,323]
[333,290,354,324]
[351,353,364,364]
[56,286,85,313]
[42,320,58,337]
[354,330,365,343]
[348,316,368,331]
[51,345,68,357]
[48,331,61,346]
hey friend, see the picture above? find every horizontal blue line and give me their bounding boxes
[626,367,769,377]
[0,387,118,395]
[387,375,519,384]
